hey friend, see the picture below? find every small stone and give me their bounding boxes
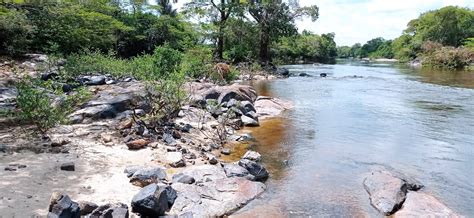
[241,115,259,127]
[51,138,70,147]
[221,148,231,155]
[100,133,113,143]
[207,154,218,165]
[163,133,177,146]
[180,124,192,132]
[129,166,167,187]
[4,166,16,171]
[78,201,98,216]
[172,130,181,139]
[118,119,133,130]
[172,173,195,184]
[126,139,150,150]
[166,152,185,168]
[90,202,129,217]
[238,159,269,182]
[26,195,33,199]
[242,150,262,162]
[18,164,27,168]
[60,162,75,171]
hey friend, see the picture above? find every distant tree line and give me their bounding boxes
[336,6,473,69]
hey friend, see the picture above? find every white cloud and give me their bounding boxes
[296,0,474,46]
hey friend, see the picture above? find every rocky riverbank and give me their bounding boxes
[0,55,293,217]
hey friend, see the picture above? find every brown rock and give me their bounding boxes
[126,139,150,150]
[118,119,133,130]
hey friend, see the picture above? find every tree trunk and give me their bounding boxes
[259,26,270,64]
[215,25,224,60]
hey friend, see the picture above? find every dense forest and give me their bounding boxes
[0,0,336,67]
[337,6,474,69]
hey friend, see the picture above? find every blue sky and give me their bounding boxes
[295,0,474,46]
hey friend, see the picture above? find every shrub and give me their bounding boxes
[421,41,474,70]
[15,79,65,134]
[15,77,92,134]
[0,6,35,56]
[181,46,213,79]
[64,51,129,79]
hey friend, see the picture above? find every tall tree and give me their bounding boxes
[184,0,238,60]
[247,0,319,64]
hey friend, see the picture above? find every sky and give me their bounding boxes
[295,0,474,46]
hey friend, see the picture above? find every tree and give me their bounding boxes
[406,6,474,47]
[184,0,239,60]
[247,0,319,64]
[337,46,352,58]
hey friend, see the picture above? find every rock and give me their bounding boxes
[170,177,265,217]
[157,183,178,207]
[69,104,116,123]
[41,72,59,81]
[254,96,294,119]
[238,159,269,182]
[239,101,256,114]
[179,165,227,183]
[60,162,75,171]
[180,124,193,133]
[126,139,150,150]
[124,165,142,177]
[299,72,310,77]
[84,75,106,86]
[320,73,327,77]
[172,173,196,184]
[100,133,113,143]
[241,115,259,127]
[394,192,460,217]
[275,68,290,77]
[78,201,98,216]
[242,150,262,162]
[166,152,185,168]
[186,82,257,106]
[223,164,251,178]
[47,192,80,218]
[131,184,174,217]
[221,148,231,155]
[51,138,70,147]
[4,166,16,171]
[118,119,133,130]
[172,130,182,139]
[245,111,258,120]
[129,166,167,187]
[89,202,129,218]
[363,171,407,215]
[163,133,177,146]
[207,154,218,165]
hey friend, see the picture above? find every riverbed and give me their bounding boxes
[234,61,474,216]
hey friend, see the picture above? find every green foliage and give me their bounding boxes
[63,51,129,79]
[15,77,91,134]
[406,6,474,47]
[223,18,259,63]
[0,6,35,56]
[148,45,183,80]
[274,31,337,64]
[181,46,213,79]
[464,38,474,51]
[337,46,352,58]
[391,34,418,62]
[421,41,473,70]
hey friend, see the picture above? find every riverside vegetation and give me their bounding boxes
[0,0,472,217]
[336,6,474,70]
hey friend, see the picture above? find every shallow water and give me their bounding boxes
[234,61,474,217]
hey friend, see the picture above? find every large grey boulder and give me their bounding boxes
[394,192,460,217]
[241,115,259,127]
[131,184,175,217]
[238,159,269,182]
[223,164,252,179]
[170,176,265,217]
[242,150,262,162]
[47,192,80,218]
[254,96,293,119]
[363,171,407,215]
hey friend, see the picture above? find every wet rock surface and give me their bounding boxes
[363,170,407,215]
[394,192,460,217]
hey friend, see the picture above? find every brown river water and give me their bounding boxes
[232,60,474,217]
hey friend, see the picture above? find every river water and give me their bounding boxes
[234,60,474,217]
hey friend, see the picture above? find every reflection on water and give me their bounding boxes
[232,61,474,217]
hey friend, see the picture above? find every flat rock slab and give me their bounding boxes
[363,171,407,215]
[254,96,293,119]
[394,192,460,217]
[170,177,265,217]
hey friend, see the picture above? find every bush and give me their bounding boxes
[421,41,474,70]
[63,51,129,79]
[181,46,213,79]
[15,77,92,134]
[0,6,35,56]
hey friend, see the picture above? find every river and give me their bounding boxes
[234,60,474,217]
